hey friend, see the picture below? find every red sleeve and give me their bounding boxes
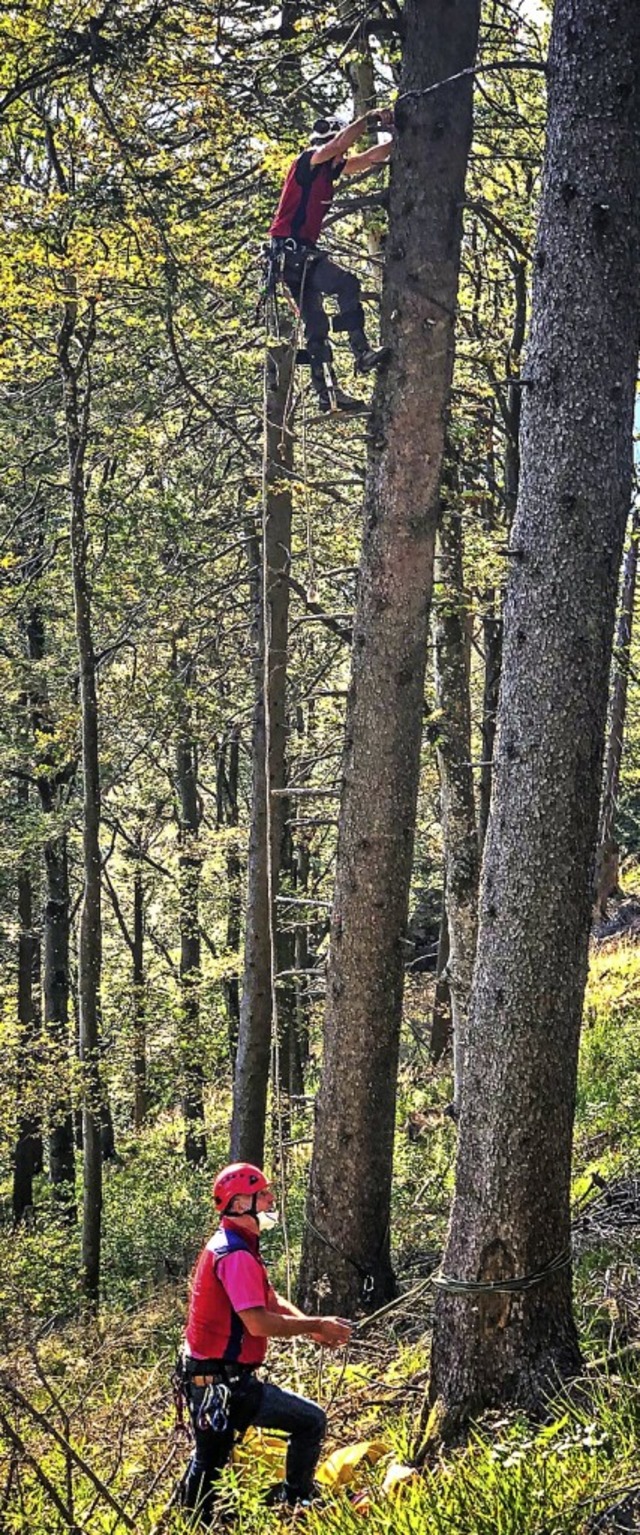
[216,1251,267,1313]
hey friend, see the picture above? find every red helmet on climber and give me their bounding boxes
[212,1161,271,1214]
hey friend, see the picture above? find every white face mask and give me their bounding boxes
[257,1208,280,1232]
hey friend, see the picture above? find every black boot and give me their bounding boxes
[310,359,367,415]
[349,329,390,376]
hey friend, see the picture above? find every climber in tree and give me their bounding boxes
[268,109,394,413]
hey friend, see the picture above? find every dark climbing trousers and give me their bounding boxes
[180,1369,326,1526]
[277,241,366,368]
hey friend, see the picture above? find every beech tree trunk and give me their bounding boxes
[231,340,294,1164]
[429,0,640,1422]
[433,493,479,1114]
[59,295,103,1305]
[298,0,481,1314]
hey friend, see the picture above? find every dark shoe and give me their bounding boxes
[265,1480,326,1512]
[317,386,368,415]
[353,343,390,375]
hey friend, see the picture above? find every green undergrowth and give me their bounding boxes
[2,939,640,1533]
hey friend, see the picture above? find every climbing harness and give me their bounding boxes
[197,1381,231,1435]
[259,238,341,415]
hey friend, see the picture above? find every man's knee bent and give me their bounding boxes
[336,269,361,311]
[304,1402,326,1444]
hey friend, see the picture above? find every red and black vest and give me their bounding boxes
[185,1226,269,1365]
[269,149,344,244]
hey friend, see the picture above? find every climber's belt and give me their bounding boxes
[184,1359,255,1388]
[270,237,317,256]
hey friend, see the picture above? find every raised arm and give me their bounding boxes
[342,136,393,177]
[310,113,369,166]
[310,108,393,167]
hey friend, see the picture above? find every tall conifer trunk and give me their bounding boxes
[299,0,482,1313]
[428,0,640,1421]
[231,341,294,1164]
[433,488,478,1114]
[28,603,76,1202]
[174,651,206,1165]
[598,500,640,863]
[59,294,103,1304]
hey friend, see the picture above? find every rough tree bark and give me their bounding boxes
[231,340,294,1164]
[299,0,482,1314]
[596,498,640,911]
[428,0,640,1424]
[433,488,479,1114]
[59,293,103,1304]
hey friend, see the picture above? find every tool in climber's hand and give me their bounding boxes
[367,106,395,130]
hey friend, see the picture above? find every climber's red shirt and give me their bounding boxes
[185,1221,272,1365]
[269,149,345,244]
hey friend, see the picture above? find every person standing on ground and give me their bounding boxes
[268,110,394,412]
[178,1162,351,1524]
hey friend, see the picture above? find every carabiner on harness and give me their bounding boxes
[197,1381,231,1435]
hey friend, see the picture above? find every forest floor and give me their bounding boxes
[2,917,640,1534]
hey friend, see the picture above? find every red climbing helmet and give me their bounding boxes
[213,1162,270,1214]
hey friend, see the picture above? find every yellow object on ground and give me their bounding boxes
[316,1439,390,1488]
[233,1427,287,1478]
[381,1460,420,1497]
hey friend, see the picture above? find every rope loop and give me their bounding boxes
[431,1247,572,1297]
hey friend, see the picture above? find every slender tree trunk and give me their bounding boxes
[231,340,294,1164]
[429,899,451,1064]
[428,0,640,1424]
[597,499,640,901]
[43,834,76,1200]
[479,259,526,848]
[276,816,304,1102]
[299,0,481,1314]
[132,850,147,1130]
[13,784,39,1223]
[59,295,103,1305]
[27,602,77,1202]
[293,827,311,1070]
[433,493,479,1114]
[218,724,242,1061]
[339,2,383,265]
[174,655,206,1164]
[478,600,503,850]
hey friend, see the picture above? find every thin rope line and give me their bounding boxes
[431,1246,572,1296]
[395,57,546,108]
